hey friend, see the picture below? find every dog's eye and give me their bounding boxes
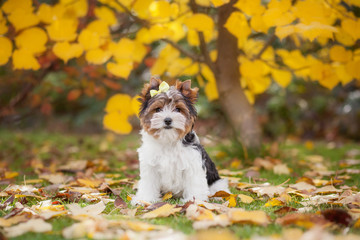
[174,108,181,112]
[155,108,162,113]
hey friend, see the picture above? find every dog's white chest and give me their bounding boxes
[138,133,205,195]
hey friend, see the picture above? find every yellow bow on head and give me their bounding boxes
[150,81,170,97]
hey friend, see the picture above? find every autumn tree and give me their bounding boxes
[1,0,360,149]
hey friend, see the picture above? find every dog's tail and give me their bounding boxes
[209,178,230,196]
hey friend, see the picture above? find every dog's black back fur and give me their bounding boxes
[182,132,221,186]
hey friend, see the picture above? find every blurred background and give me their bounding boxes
[0,0,360,146]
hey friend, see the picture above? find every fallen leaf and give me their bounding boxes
[265,198,285,207]
[67,201,106,218]
[321,209,352,227]
[192,229,237,240]
[162,192,173,201]
[314,185,343,195]
[273,163,290,175]
[4,219,52,237]
[274,206,298,215]
[186,204,215,221]
[228,209,269,226]
[237,194,254,204]
[192,214,231,230]
[250,184,286,198]
[114,196,127,209]
[275,212,329,228]
[142,203,181,219]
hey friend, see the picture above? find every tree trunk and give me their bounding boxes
[215,1,262,150]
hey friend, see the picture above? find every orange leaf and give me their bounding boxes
[67,89,82,101]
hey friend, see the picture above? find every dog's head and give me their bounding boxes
[138,77,199,141]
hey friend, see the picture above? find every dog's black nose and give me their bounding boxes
[164,118,172,126]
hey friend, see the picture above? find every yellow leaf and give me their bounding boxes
[164,20,186,42]
[37,3,53,24]
[132,0,153,18]
[228,195,237,207]
[275,25,295,40]
[95,6,117,26]
[103,112,133,134]
[2,0,32,14]
[162,192,173,201]
[111,38,147,63]
[167,57,193,77]
[142,204,181,218]
[78,29,102,50]
[335,28,356,47]
[234,0,265,16]
[345,60,360,80]
[271,68,292,88]
[265,198,284,207]
[341,18,360,41]
[12,49,40,70]
[87,20,110,38]
[105,93,133,115]
[329,45,353,63]
[53,42,84,63]
[0,37,12,66]
[238,194,254,204]
[7,8,39,32]
[225,12,251,42]
[149,1,172,19]
[107,60,133,79]
[293,0,336,25]
[184,13,214,33]
[334,63,353,85]
[244,90,255,104]
[85,48,112,65]
[228,210,269,225]
[263,0,294,27]
[59,0,88,18]
[15,27,47,54]
[211,0,230,7]
[4,171,19,179]
[250,15,269,33]
[196,0,211,6]
[294,22,338,42]
[46,18,78,41]
[310,62,339,89]
[240,59,269,79]
[205,81,219,101]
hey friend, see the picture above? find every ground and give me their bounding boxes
[0,129,360,239]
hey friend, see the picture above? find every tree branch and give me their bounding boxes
[189,0,217,73]
[115,1,150,28]
[161,39,205,63]
[255,34,276,59]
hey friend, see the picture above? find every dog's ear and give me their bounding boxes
[139,77,161,103]
[176,79,199,104]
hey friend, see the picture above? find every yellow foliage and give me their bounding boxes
[164,20,187,42]
[0,37,12,66]
[341,18,360,41]
[205,81,219,101]
[1,0,32,14]
[149,1,176,21]
[78,29,102,50]
[240,59,270,79]
[37,4,53,24]
[95,6,117,26]
[12,49,40,70]
[103,112,132,134]
[211,0,230,7]
[293,0,336,25]
[167,57,197,77]
[345,60,360,80]
[334,63,353,85]
[105,94,133,115]
[151,45,180,75]
[234,0,265,16]
[335,29,356,47]
[250,15,269,33]
[53,42,84,63]
[136,25,174,44]
[262,0,295,27]
[196,0,211,7]
[110,38,147,63]
[244,90,255,104]
[225,12,251,43]
[131,96,141,117]
[59,0,88,18]
[85,48,112,65]
[184,14,214,33]
[107,60,133,79]
[294,22,337,41]
[15,27,47,54]
[132,0,153,18]
[7,8,39,31]
[187,29,213,46]
[310,62,339,89]
[329,45,352,63]
[46,18,78,41]
[271,68,292,88]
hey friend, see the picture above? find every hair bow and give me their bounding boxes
[150,81,170,97]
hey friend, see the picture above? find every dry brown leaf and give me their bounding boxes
[321,209,352,226]
[59,160,88,172]
[250,184,286,198]
[0,214,29,227]
[275,212,329,228]
[142,203,181,219]
[289,182,317,191]
[314,185,343,195]
[77,178,103,188]
[114,196,127,209]
[186,204,215,221]
[228,209,269,226]
[39,173,68,184]
[4,219,52,237]
[274,206,298,215]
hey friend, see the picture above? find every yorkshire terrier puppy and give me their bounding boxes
[131,77,229,205]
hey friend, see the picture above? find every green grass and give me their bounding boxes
[0,129,359,239]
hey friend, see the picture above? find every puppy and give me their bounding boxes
[131,77,229,205]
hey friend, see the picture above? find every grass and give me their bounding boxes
[0,128,360,239]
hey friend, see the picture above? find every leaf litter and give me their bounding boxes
[1,137,360,239]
